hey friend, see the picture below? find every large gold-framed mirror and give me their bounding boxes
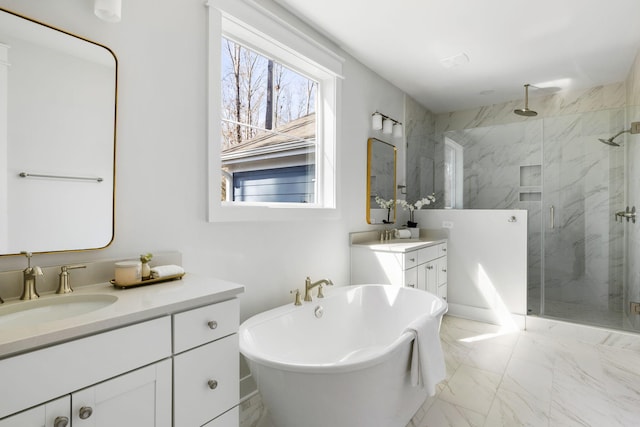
[366,138,396,224]
[0,8,117,255]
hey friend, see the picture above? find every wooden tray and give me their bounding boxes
[111,273,185,289]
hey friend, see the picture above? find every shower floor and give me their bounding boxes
[538,299,630,331]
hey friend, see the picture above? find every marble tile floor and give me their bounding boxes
[408,315,640,427]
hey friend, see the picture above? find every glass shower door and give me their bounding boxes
[542,109,625,328]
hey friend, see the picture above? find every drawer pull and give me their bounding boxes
[442,268,447,272]
[426,265,434,270]
[208,379,218,390]
[408,283,415,288]
[207,320,218,330]
[409,258,416,262]
[79,406,93,420]
[442,248,447,252]
[54,416,69,427]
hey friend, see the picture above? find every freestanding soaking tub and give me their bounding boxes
[239,284,448,427]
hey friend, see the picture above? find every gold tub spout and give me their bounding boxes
[303,277,334,302]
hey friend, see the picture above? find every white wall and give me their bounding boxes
[415,209,528,327]
[0,0,405,320]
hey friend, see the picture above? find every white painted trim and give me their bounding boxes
[447,303,526,330]
[206,0,341,222]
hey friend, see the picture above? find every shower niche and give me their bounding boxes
[519,165,541,202]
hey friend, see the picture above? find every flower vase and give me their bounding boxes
[407,220,418,228]
[141,262,151,280]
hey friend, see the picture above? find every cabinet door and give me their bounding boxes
[174,335,239,427]
[0,396,70,427]
[404,266,418,289]
[418,262,437,294]
[71,359,171,427]
[437,283,448,302]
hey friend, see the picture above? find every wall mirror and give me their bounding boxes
[367,138,396,224]
[0,8,116,255]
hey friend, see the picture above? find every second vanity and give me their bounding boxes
[0,274,244,427]
[350,230,448,301]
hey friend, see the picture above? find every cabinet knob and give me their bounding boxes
[207,320,218,330]
[409,258,416,262]
[442,248,447,252]
[79,406,93,420]
[426,265,434,270]
[54,416,69,427]
[442,268,447,272]
[408,283,415,288]
[208,379,218,390]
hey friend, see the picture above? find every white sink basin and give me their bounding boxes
[0,294,118,327]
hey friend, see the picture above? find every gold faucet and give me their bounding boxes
[20,252,43,300]
[303,276,334,302]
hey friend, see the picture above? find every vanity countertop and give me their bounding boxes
[0,274,244,359]
[352,238,447,253]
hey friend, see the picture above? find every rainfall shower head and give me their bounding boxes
[514,84,538,117]
[599,136,623,146]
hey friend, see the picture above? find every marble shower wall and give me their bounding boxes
[432,82,627,316]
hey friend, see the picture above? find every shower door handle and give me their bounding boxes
[549,205,555,229]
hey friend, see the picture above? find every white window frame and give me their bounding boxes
[207,0,342,222]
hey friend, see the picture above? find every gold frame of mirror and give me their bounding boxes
[0,8,117,256]
[366,138,397,224]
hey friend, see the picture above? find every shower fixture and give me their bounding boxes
[599,122,640,146]
[514,84,538,117]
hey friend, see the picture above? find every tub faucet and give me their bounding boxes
[20,251,43,300]
[304,276,334,302]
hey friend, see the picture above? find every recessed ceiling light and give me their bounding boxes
[440,52,470,69]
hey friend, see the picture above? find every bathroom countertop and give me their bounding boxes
[0,274,244,359]
[351,238,447,253]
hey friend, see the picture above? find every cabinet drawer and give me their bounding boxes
[173,298,239,353]
[403,251,418,269]
[437,256,448,286]
[417,245,439,265]
[174,335,239,427]
[438,243,447,257]
[0,317,170,419]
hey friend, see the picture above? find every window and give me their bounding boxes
[220,38,317,203]
[444,137,463,209]
[207,0,343,222]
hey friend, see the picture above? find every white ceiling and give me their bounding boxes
[273,0,640,113]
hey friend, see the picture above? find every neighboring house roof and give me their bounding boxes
[221,113,315,164]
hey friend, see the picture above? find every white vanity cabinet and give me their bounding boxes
[351,237,448,301]
[0,289,242,427]
[416,243,448,300]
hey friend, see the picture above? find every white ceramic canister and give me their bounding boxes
[114,260,142,284]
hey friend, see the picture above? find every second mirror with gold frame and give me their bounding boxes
[366,138,397,224]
